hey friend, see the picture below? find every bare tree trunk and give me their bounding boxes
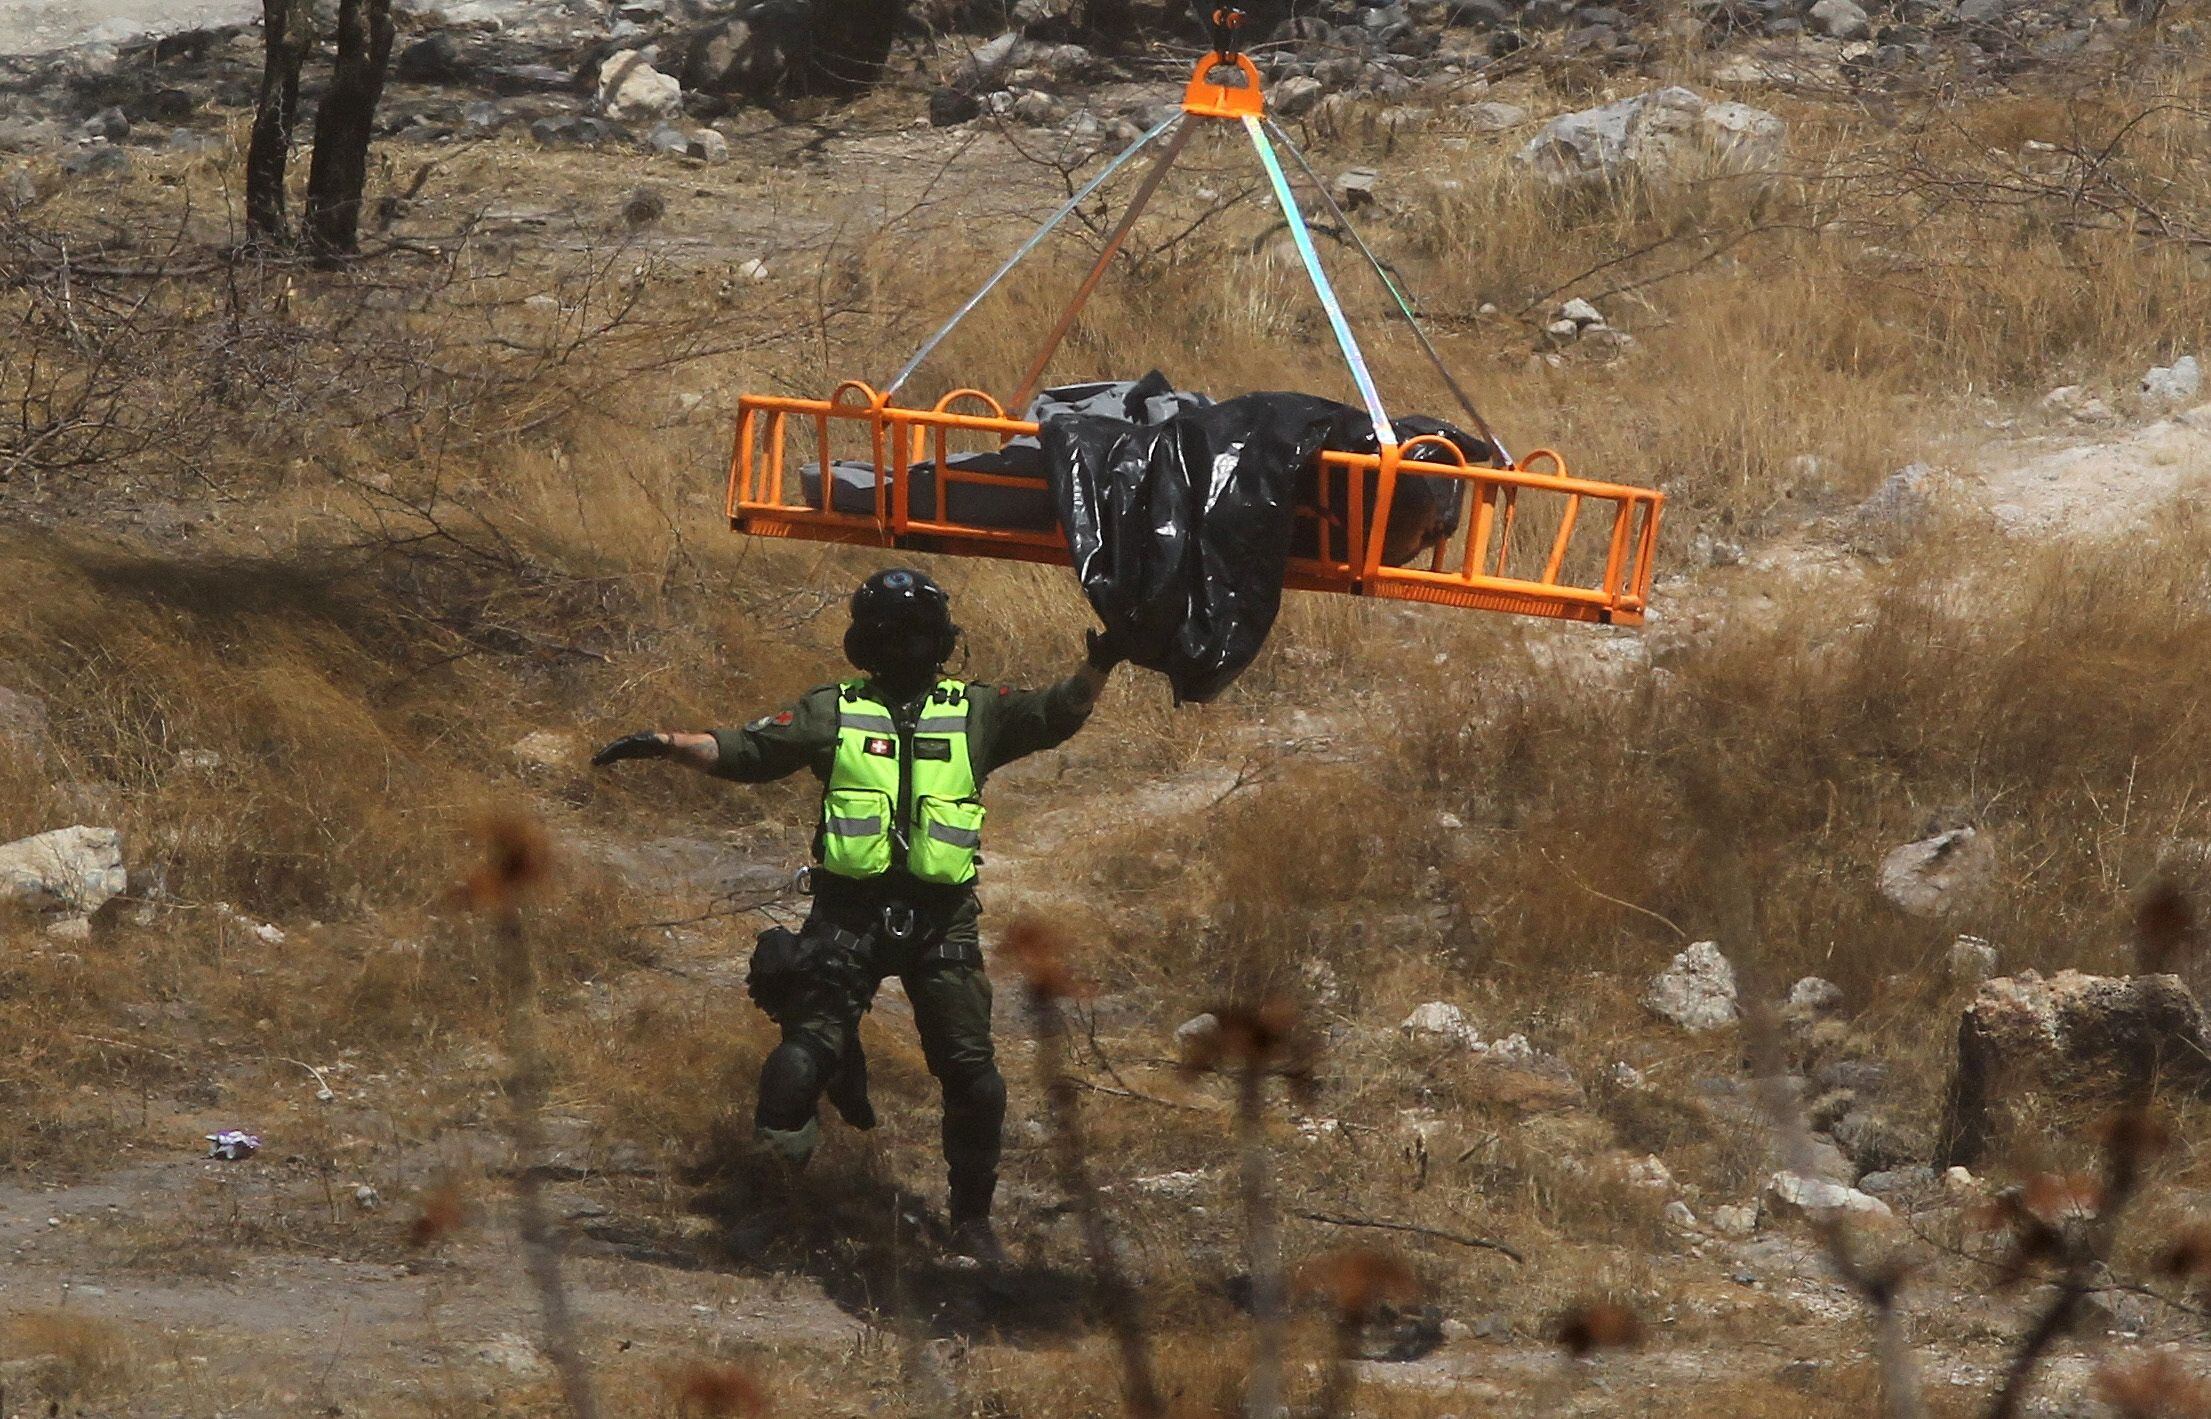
[302,0,394,261]
[246,0,315,246]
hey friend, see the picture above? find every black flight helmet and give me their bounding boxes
[845,568,959,682]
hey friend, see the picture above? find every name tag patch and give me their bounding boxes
[914,737,953,761]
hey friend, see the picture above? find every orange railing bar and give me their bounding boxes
[728,392,1662,624]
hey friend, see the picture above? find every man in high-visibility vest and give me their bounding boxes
[591,568,1122,1264]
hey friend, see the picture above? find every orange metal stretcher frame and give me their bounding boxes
[725,50,1665,627]
[727,382,1662,624]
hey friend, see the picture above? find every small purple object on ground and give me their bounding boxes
[206,1130,261,1161]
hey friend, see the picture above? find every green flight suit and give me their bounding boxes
[710,671,1096,1218]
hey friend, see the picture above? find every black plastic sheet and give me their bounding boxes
[1043,380,1488,703]
[1046,392,1349,703]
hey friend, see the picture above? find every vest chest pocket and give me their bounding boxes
[908,796,985,885]
[820,787,894,879]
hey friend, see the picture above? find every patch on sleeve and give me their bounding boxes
[997,686,1011,697]
[748,709,797,731]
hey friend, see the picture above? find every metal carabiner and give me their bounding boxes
[881,903,918,943]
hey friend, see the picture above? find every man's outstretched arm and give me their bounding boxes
[592,689,838,783]
[589,730,722,773]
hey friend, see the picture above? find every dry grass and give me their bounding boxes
[2,19,2210,1414]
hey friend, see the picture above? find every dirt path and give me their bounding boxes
[0,0,254,55]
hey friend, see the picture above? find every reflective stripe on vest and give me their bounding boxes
[819,679,983,886]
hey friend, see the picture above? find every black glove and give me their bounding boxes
[590,730,668,767]
[1085,626,1128,672]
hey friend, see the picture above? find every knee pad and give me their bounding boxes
[943,1065,1005,1119]
[755,1039,833,1132]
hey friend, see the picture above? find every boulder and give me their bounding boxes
[60,145,130,179]
[1272,75,1325,117]
[1710,1202,1758,1236]
[0,685,48,754]
[1857,1164,1937,1197]
[1786,976,1844,1019]
[1517,87,1785,194]
[1466,100,1528,131]
[1795,1132,1858,1184]
[1009,90,1065,126]
[1645,941,1740,1031]
[530,115,619,147]
[1829,1108,1912,1173]
[78,106,129,143]
[952,32,1020,90]
[1877,824,1991,917]
[1334,166,1381,209]
[1846,462,1937,555]
[1808,0,1872,38]
[1940,970,2211,1165]
[1401,1001,1483,1048]
[1761,1171,1893,1223]
[928,87,982,126]
[1557,297,1605,327]
[0,826,127,916]
[1948,935,2000,985]
[395,32,468,83]
[2140,355,2202,409]
[1174,1012,1221,1053]
[597,53,682,121]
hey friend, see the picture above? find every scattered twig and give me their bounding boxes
[1294,1210,1525,1264]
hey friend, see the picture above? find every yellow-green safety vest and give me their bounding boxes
[819,679,984,886]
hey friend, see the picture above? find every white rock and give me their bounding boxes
[1488,1031,1537,1062]
[597,54,682,121]
[1663,1199,1698,1228]
[354,1184,382,1210]
[1644,941,1740,1032]
[1518,87,1785,193]
[217,903,286,945]
[2141,355,2202,407]
[43,916,91,944]
[1558,297,1605,328]
[1808,0,1872,39]
[1626,1154,1675,1190]
[737,257,770,282]
[1941,1165,1980,1195]
[1609,1061,1647,1089]
[1761,1171,1893,1223]
[1009,90,1065,126]
[0,826,127,916]
[953,32,1020,89]
[1710,1203,1758,1236]
[1173,1012,1220,1052]
[1878,827,1994,917]
[1400,1001,1484,1048]
[1947,935,1999,985]
[1786,976,1843,1017]
[1546,318,1581,342]
[1130,1169,1209,1199]
[1466,100,1527,132]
